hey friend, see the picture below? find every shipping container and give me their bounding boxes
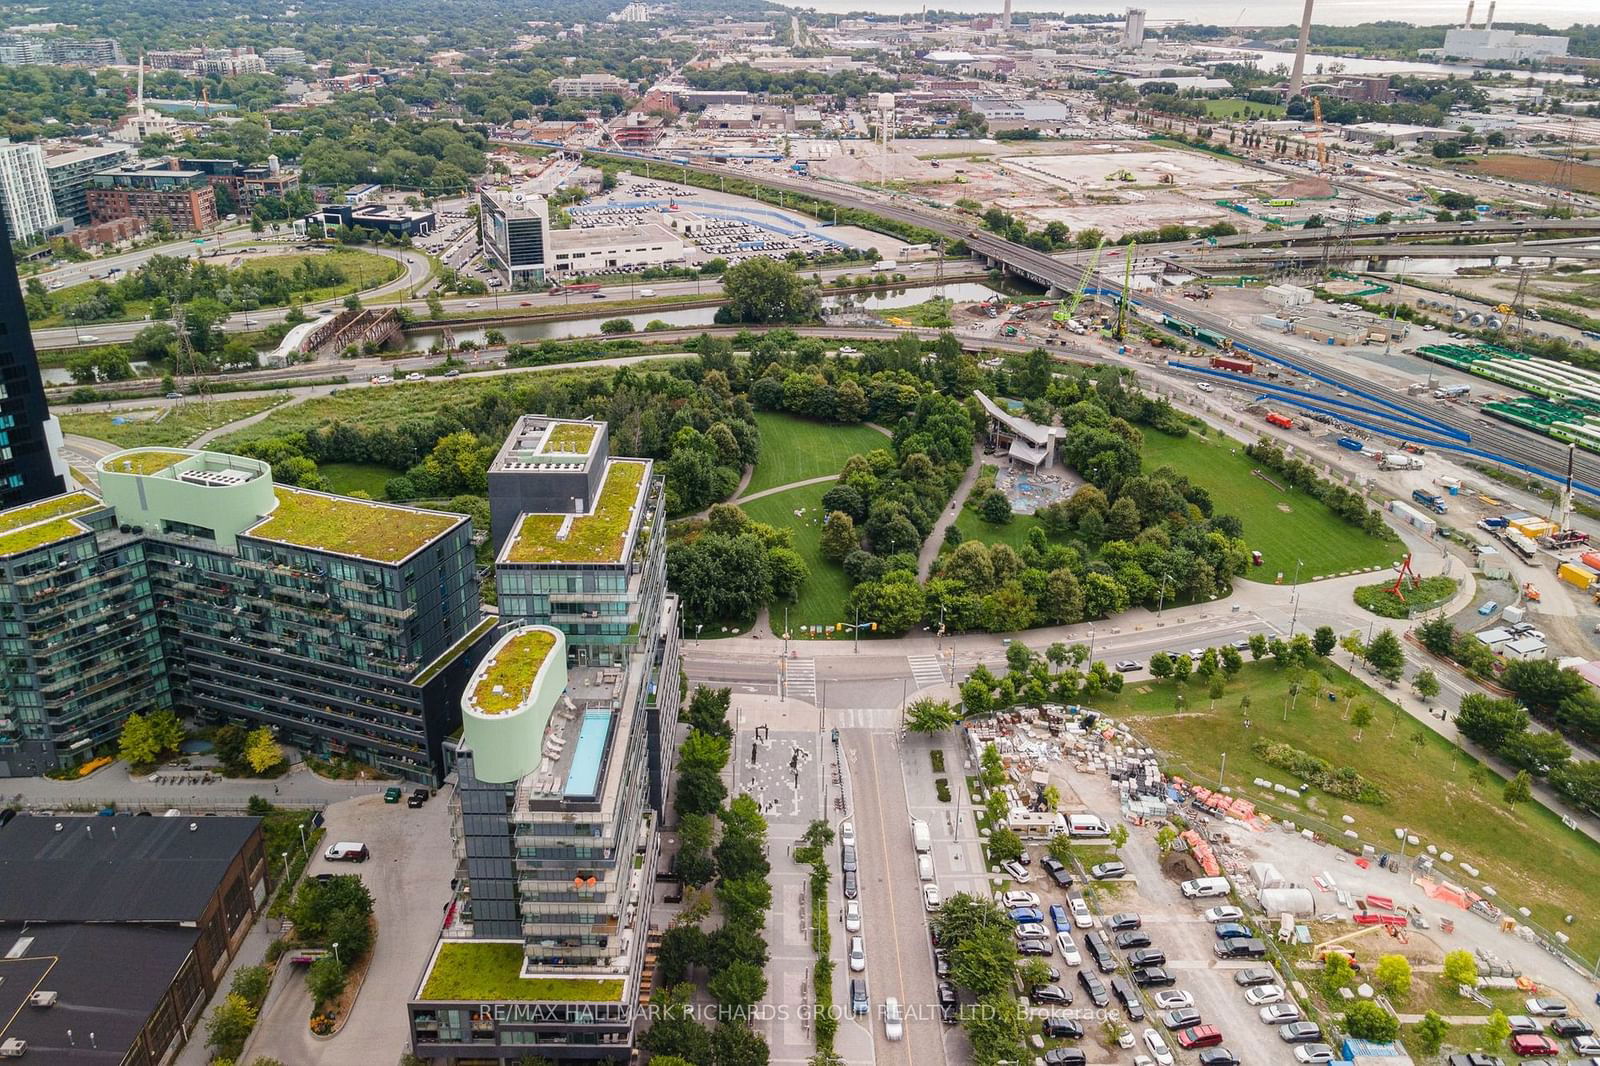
[1337,436,1365,452]
[1583,551,1600,572]
[1559,563,1595,590]
[1211,355,1254,374]
[1265,412,1295,429]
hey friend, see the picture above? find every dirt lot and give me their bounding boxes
[1435,154,1600,197]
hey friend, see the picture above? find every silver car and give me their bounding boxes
[1261,1003,1301,1025]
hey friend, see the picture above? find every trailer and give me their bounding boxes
[1265,412,1295,430]
[1211,355,1254,374]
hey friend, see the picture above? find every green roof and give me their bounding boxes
[104,449,191,476]
[472,629,558,715]
[248,487,460,563]
[0,492,100,536]
[505,460,647,565]
[0,516,92,557]
[421,942,625,1003]
[540,421,599,454]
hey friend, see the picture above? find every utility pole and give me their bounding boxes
[1288,559,1304,637]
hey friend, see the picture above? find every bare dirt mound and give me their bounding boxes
[1274,176,1336,200]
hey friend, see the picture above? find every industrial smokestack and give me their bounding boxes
[1002,0,1011,30]
[1286,0,1315,99]
[1463,0,1475,27]
[1485,1,1495,29]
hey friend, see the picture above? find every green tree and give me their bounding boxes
[1343,1000,1398,1042]
[1503,770,1533,806]
[1149,652,1173,679]
[675,731,731,819]
[1374,954,1412,999]
[1312,625,1337,657]
[231,965,272,1008]
[1108,823,1129,850]
[245,726,283,773]
[711,1022,770,1066]
[980,743,1006,790]
[118,713,160,767]
[965,991,1027,1066]
[307,955,347,1006]
[820,511,857,561]
[1415,1010,1450,1055]
[1365,628,1406,682]
[1322,953,1355,994]
[906,697,959,734]
[708,958,767,1011]
[599,317,634,334]
[1441,949,1478,986]
[721,257,820,323]
[1484,1010,1512,1047]
[205,993,258,1058]
[1413,669,1440,703]
[1350,703,1375,741]
[988,826,1024,863]
[1047,833,1075,866]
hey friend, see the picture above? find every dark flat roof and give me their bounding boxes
[0,814,259,923]
[0,923,199,1063]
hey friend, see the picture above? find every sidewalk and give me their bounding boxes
[173,914,282,1066]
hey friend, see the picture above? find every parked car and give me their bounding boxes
[1203,906,1244,923]
[324,841,369,862]
[1112,976,1146,1022]
[1066,896,1093,928]
[1295,1045,1337,1064]
[406,787,429,808]
[938,982,960,1024]
[840,844,858,872]
[1044,1050,1086,1066]
[1154,991,1194,1011]
[843,870,858,899]
[839,821,855,847]
[1019,938,1053,956]
[1143,1028,1175,1066]
[1478,600,1500,616]
[849,935,866,972]
[1049,903,1071,931]
[844,900,861,932]
[1511,1036,1560,1057]
[383,786,402,803]
[1233,968,1277,987]
[1015,922,1050,942]
[1031,984,1073,1006]
[1110,913,1143,931]
[1508,1016,1544,1035]
[1244,985,1285,1006]
[850,978,869,1015]
[1261,1004,1302,1025]
[1444,1055,1503,1066]
[1213,922,1253,939]
[1527,999,1570,1018]
[1058,937,1082,967]
[1044,1017,1084,1039]
[1128,948,1167,969]
[1115,930,1151,949]
[1162,1009,1203,1031]
[1091,862,1127,879]
[1572,1036,1600,1056]
[1176,1026,1223,1050]
[1077,970,1110,1007]
[1198,1048,1238,1066]
[1551,1019,1593,1039]
[1001,860,1031,882]
[1041,856,1074,888]
[1279,1022,1323,1044]
[1002,891,1041,909]
[923,884,942,911]
[1133,967,1176,988]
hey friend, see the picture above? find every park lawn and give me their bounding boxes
[1142,430,1403,582]
[741,413,889,497]
[34,249,403,327]
[1202,98,1286,119]
[950,506,1049,553]
[738,481,853,637]
[1088,658,1600,960]
[58,396,288,448]
[318,461,403,498]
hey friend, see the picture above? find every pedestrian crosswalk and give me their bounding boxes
[908,654,948,688]
[829,706,902,730]
[784,657,816,701]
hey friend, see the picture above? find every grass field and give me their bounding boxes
[1142,430,1403,582]
[58,396,288,449]
[318,461,403,498]
[741,413,888,497]
[949,507,1048,553]
[1202,98,1286,119]
[738,481,853,636]
[1433,153,1600,197]
[1089,658,1600,960]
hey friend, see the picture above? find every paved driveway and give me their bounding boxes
[243,790,455,1065]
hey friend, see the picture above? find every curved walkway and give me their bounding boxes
[734,473,837,506]
[918,442,982,578]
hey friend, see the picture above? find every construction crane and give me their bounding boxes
[1116,241,1136,340]
[1054,239,1105,324]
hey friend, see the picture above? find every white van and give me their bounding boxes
[324,841,370,863]
[1180,876,1230,899]
[1067,814,1109,838]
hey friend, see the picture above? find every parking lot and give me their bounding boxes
[243,788,455,1065]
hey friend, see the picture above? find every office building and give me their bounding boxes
[42,142,131,225]
[0,814,268,1066]
[551,73,632,99]
[263,45,308,68]
[0,140,60,241]
[87,160,218,232]
[0,447,494,781]
[316,201,436,238]
[480,187,550,289]
[549,222,684,275]
[1123,7,1147,49]
[407,416,680,1065]
[0,211,67,511]
[614,2,651,21]
[180,156,301,208]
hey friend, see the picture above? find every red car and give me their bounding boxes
[1510,1035,1559,1057]
[1178,1026,1224,1050]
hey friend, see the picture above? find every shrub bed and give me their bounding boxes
[1354,576,1458,618]
[1252,739,1388,803]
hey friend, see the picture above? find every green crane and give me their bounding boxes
[1053,238,1106,324]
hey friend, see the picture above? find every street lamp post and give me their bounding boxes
[281,851,290,883]
[332,941,341,965]
[298,822,308,858]
[1288,559,1304,637]
[1218,752,1227,792]
[1087,623,1096,667]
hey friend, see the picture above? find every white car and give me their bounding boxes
[1002,860,1032,883]
[1143,1028,1174,1066]
[849,935,865,972]
[845,899,862,932]
[1002,891,1041,909]
[1294,1045,1335,1064]
[639,288,656,297]
[1203,906,1244,923]
[1070,897,1093,929]
[839,345,858,355]
[1260,1003,1301,1024]
[1245,985,1285,1006]
[924,884,942,911]
[464,301,480,308]
[840,822,856,848]
[1058,935,1082,966]
[1153,990,1194,1011]
[884,997,904,1041]
[1197,382,1214,393]
[405,372,424,381]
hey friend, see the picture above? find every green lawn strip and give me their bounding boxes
[317,462,403,498]
[1094,659,1600,960]
[421,941,623,1001]
[34,250,404,327]
[949,507,1050,553]
[1202,98,1286,119]
[741,413,889,497]
[1142,431,1403,582]
[58,396,288,448]
[738,481,853,637]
